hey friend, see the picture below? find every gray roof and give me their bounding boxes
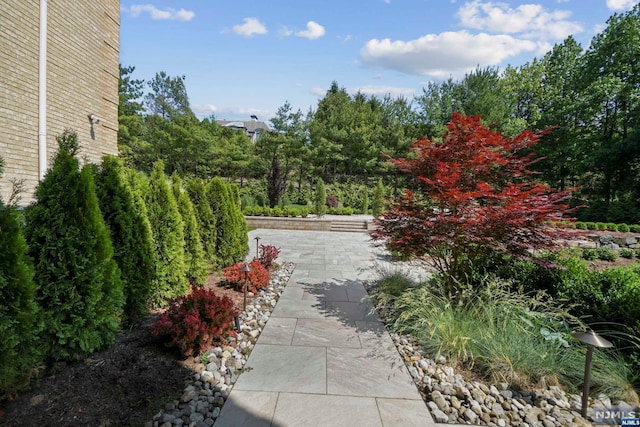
[217,120,272,133]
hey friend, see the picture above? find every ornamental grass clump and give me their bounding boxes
[153,286,237,357]
[385,273,636,400]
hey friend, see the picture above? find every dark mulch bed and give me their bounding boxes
[0,274,252,427]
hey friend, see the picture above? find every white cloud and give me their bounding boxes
[278,26,294,37]
[457,1,582,39]
[607,0,638,10]
[191,103,218,117]
[360,31,538,78]
[310,87,327,96]
[231,17,268,37]
[296,21,326,40]
[348,85,417,98]
[122,4,195,21]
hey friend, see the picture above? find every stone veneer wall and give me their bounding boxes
[245,216,333,232]
[0,0,119,204]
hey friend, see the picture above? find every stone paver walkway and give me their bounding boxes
[215,229,436,427]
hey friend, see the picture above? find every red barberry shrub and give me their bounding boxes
[223,260,270,292]
[152,286,238,356]
[258,244,281,270]
[373,113,575,298]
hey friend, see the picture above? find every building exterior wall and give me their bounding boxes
[0,0,119,204]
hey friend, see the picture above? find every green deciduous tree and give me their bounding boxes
[95,155,156,321]
[25,131,124,360]
[146,160,188,306]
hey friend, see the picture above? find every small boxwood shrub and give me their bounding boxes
[575,222,587,230]
[152,286,237,356]
[586,222,597,230]
[606,223,618,231]
[223,260,270,292]
[619,248,635,259]
[596,246,619,261]
[630,224,640,233]
[618,223,630,232]
[582,249,597,261]
[596,222,607,230]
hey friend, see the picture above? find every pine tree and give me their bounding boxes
[171,173,207,285]
[185,178,217,268]
[95,156,156,321]
[0,157,42,394]
[25,130,124,360]
[315,178,327,217]
[145,161,188,306]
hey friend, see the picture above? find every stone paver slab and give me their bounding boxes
[234,344,326,393]
[356,321,396,350]
[291,318,361,348]
[272,393,383,427]
[327,347,420,399]
[214,390,278,427]
[325,300,380,324]
[257,317,297,345]
[376,398,437,427]
[270,298,326,320]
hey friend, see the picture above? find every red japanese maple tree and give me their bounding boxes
[373,113,574,295]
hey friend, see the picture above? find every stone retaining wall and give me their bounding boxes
[572,234,639,250]
[245,216,333,232]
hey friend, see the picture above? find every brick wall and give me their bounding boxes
[0,0,119,204]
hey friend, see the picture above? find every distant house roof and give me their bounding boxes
[216,119,272,142]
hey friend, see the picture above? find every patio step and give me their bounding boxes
[330,219,369,233]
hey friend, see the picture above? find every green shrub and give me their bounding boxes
[596,222,607,230]
[606,223,618,232]
[152,286,237,357]
[172,174,208,286]
[0,157,42,395]
[361,191,369,214]
[25,130,124,361]
[618,223,630,232]
[582,248,598,261]
[575,222,587,230]
[630,224,640,233]
[620,248,635,259]
[586,222,597,230]
[314,178,327,217]
[207,178,248,267]
[597,246,619,261]
[185,178,217,268]
[146,160,188,307]
[95,156,156,321]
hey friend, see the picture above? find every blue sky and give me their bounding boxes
[119,0,638,122]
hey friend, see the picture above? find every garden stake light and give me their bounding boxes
[571,330,614,418]
[242,263,251,311]
[254,236,261,259]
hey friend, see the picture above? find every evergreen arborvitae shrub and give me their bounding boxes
[206,178,248,267]
[95,156,156,321]
[361,190,369,215]
[186,178,217,268]
[146,161,188,306]
[0,157,42,396]
[315,178,327,217]
[171,173,208,286]
[25,130,124,361]
[372,178,385,217]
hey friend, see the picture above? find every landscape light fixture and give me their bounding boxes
[571,330,614,418]
[241,263,251,311]
[254,235,261,260]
